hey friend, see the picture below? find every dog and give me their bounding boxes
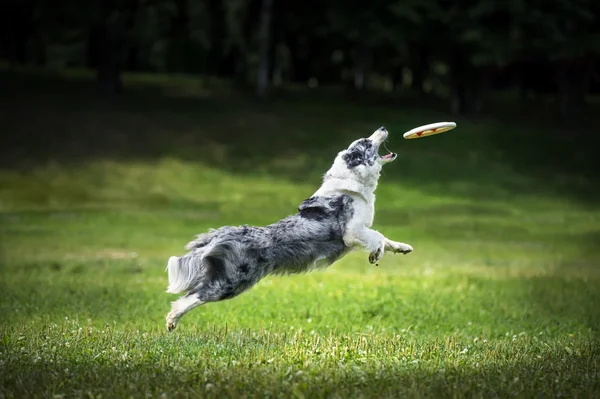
[165,126,413,331]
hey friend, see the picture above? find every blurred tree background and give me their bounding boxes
[3,0,600,120]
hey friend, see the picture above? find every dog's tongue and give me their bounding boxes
[382,153,395,159]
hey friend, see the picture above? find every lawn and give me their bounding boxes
[0,70,599,398]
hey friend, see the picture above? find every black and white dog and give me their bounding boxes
[165,126,413,331]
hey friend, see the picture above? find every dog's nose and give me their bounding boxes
[369,126,388,144]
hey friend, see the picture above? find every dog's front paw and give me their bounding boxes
[369,246,384,264]
[391,242,413,255]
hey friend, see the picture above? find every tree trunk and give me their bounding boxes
[572,59,592,109]
[352,44,370,91]
[471,66,490,113]
[31,31,46,66]
[4,0,33,68]
[557,58,592,122]
[166,0,191,73]
[287,35,311,83]
[517,62,530,101]
[95,19,125,95]
[267,24,279,84]
[127,44,140,71]
[410,45,429,93]
[450,83,466,115]
[94,0,129,96]
[124,0,140,72]
[391,65,404,91]
[233,46,249,88]
[207,0,226,76]
[449,50,467,114]
[87,29,98,69]
[256,0,274,98]
[448,49,489,115]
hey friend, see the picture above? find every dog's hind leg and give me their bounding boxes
[166,294,204,331]
[165,282,222,332]
[166,246,260,331]
[166,275,256,331]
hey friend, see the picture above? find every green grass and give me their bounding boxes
[0,70,599,398]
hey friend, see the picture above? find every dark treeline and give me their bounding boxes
[2,0,600,118]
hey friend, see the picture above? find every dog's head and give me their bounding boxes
[341,127,396,169]
[326,127,396,184]
[336,127,396,173]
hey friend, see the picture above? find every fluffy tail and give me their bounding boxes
[165,255,204,294]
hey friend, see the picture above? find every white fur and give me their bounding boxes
[166,256,190,294]
[314,128,412,262]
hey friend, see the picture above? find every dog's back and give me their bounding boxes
[266,194,353,274]
[166,194,353,295]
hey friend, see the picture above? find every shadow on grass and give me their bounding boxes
[1,350,598,397]
[1,68,600,205]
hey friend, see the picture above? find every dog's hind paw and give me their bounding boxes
[166,313,178,332]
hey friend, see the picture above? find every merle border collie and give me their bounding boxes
[165,126,413,331]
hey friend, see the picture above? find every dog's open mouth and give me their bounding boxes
[380,152,397,161]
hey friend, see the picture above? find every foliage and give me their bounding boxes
[3,0,599,113]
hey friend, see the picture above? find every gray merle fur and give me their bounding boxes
[342,139,376,169]
[169,195,354,304]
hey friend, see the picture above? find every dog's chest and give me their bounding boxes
[349,197,375,227]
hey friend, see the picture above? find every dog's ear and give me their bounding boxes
[342,138,376,169]
[342,150,364,169]
[298,197,330,220]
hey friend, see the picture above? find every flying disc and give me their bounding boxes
[403,122,457,139]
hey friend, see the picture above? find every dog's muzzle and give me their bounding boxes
[370,126,397,163]
[369,126,389,146]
